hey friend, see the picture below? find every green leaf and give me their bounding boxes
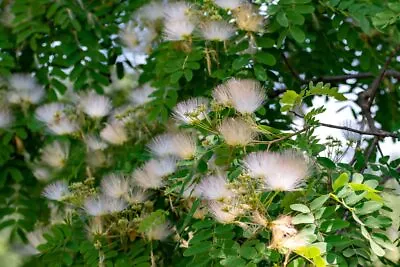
[170,71,183,83]
[183,241,212,256]
[332,173,349,192]
[186,62,200,70]
[290,204,310,213]
[138,210,167,233]
[277,11,289,27]
[320,219,350,232]
[289,26,305,43]
[310,194,329,211]
[369,239,385,257]
[254,64,268,81]
[189,229,213,244]
[52,78,67,94]
[296,5,315,14]
[232,55,250,70]
[317,157,336,169]
[9,168,23,182]
[296,246,321,258]
[256,37,274,48]
[286,11,305,25]
[292,213,314,224]
[63,252,73,266]
[179,198,201,233]
[348,183,378,193]
[365,216,392,229]
[355,201,383,215]
[352,173,364,183]
[388,2,400,12]
[220,256,246,267]
[313,256,326,267]
[256,52,276,66]
[280,90,301,112]
[240,246,257,259]
[345,192,366,206]
[184,69,193,81]
[192,220,214,231]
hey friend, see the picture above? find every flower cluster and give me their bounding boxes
[36,76,312,244]
[119,0,265,54]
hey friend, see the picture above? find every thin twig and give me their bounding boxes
[266,126,311,150]
[360,137,379,173]
[281,53,303,82]
[251,126,311,151]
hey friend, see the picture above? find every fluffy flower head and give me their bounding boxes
[164,20,195,41]
[40,140,70,169]
[130,83,156,106]
[35,103,78,135]
[244,150,310,191]
[147,133,176,157]
[0,107,14,129]
[213,78,265,114]
[35,103,66,124]
[132,168,164,189]
[144,157,178,178]
[47,118,78,135]
[163,2,196,41]
[101,173,129,198]
[147,132,196,159]
[42,180,70,201]
[79,91,112,118]
[126,188,149,204]
[26,228,47,254]
[164,2,191,21]
[173,97,209,124]
[208,201,243,223]
[119,23,157,53]
[194,173,235,201]
[7,74,45,105]
[234,4,264,32]
[33,166,51,182]
[218,117,256,146]
[145,221,172,241]
[86,135,108,151]
[136,1,165,22]
[200,21,236,41]
[214,0,242,10]
[100,122,128,145]
[84,195,127,216]
[341,120,362,141]
[132,157,177,189]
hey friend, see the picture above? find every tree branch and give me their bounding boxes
[281,53,400,85]
[318,122,396,138]
[312,69,400,83]
[291,111,397,138]
[357,44,400,132]
[367,45,400,108]
[270,69,400,98]
[360,136,379,173]
[354,45,400,171]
